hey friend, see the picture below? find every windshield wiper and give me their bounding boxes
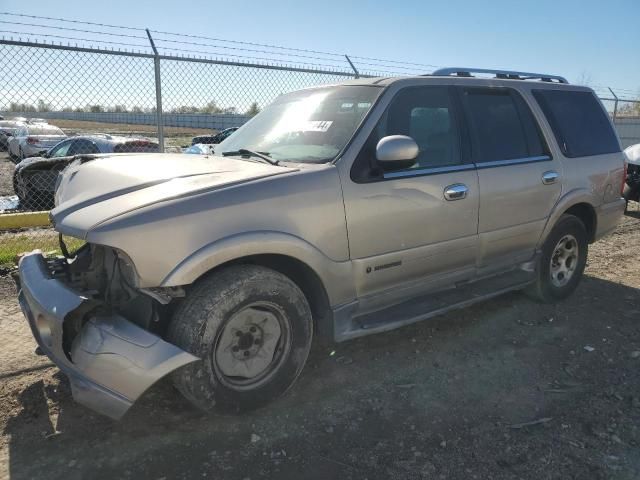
[221,148,279,165]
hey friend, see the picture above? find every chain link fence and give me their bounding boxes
[0,21,639,268]
[0,36,364,267]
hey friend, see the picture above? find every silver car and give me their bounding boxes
[16,68,626,419]
[8,123,67,161]
[0,119,26,151]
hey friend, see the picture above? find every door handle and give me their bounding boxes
[443,183,468,201]
[542,171,559,185]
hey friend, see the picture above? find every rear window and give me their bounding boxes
[461,88,546,163]
[113,141,159,153]
[27,125,64,136]
[533,90,620,158]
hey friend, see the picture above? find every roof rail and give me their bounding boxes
[431,67,568,84]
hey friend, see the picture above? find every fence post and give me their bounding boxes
[146,29,165,152]
[608,87,619,122]
[345,55,359,79]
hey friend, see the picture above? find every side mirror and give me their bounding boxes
[375,135,419,171]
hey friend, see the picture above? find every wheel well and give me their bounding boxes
[564,203,596,242]
[209,254,332,336]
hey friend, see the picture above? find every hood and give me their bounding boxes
[15,155,66,174]
[52,153,297,233]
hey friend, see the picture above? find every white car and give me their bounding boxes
[8,123,67,161]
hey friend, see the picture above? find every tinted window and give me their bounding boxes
[462,88,544,162]
[68,139,99,155]
[376,86,462,169]
[113,141,159,153]
[533,89,620,158]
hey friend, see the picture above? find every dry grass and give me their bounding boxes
[0,229,83,266]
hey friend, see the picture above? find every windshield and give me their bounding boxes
[217,85,382,163]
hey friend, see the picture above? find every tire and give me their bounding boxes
[623,184,639,213]
[526,214,588,303]
[167,264,313,413]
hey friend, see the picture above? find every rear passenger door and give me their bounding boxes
[458,87,562,272]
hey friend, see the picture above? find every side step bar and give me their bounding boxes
[334,268,535,342]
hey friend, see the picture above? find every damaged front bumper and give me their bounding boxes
[17,252,198,419]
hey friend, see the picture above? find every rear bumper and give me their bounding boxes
[17,252,198,419]
[594,198,626,241]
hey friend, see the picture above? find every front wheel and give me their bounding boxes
[526,214,588,303]
[167,265,313,413]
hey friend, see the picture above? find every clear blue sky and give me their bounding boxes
[2,0,639,98]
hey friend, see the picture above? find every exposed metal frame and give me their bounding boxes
[432,67,569,84]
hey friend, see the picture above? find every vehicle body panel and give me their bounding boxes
[17,252,198,419]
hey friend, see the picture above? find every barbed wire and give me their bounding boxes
[0,12,144,31]
[0,30,151,50]
[0,11,440,71]
[0,11,636,98]
[0,19,149,40]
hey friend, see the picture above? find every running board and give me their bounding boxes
[334,268,535,342]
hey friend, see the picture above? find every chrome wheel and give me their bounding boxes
[549,234,579,287]
[213,302,290,390]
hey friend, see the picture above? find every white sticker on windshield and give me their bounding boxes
[301,120,333,132]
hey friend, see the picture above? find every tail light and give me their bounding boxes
[26,137,39,145]
[622,161,628,195]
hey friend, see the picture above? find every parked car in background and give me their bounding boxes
[624,143,640,211]
[27,118,48,124]
[191,127,238,146]
[13,134,159,209]
[0,115,4,120]
[8,124,67,161]
[0,120,26,151]
[183,143,216,155]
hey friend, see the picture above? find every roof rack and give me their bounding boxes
[431,67,568,84]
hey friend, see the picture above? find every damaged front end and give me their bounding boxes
[16,244,198,419]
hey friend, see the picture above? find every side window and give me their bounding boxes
[533,89,620,158]
[68,139,99,155]
[49,139,73,158]
[353,86,462,181]
[461,88,545,163]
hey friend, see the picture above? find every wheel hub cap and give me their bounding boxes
[215,306,282,379]
[550,234,579,287]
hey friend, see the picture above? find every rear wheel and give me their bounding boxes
[167,265,313,413]
[526,214,588,303]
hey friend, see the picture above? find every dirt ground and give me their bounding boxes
[0,214,639,480]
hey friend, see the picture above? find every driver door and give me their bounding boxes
[341,85,479,313]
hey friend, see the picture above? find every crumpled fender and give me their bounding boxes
[70,315,198,419]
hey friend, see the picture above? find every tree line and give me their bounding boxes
[6,100,261,116]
